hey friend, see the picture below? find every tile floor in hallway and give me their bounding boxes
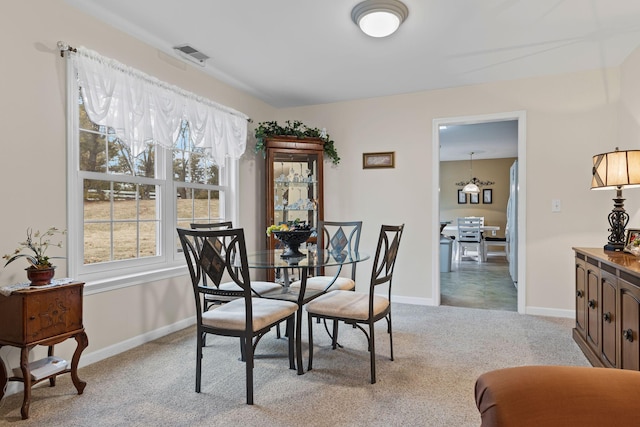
[440,256,517,311]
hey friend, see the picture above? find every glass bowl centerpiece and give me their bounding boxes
[267,221,313,258]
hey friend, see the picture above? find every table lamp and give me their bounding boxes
[591,148,640,251]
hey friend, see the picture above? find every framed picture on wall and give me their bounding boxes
[483,189,493,204]
[363,151,395,169]
[470,192,479,204]
[458,189,467,204]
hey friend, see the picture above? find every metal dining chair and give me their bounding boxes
[290,220,363,292]
[305,224,404,384]
[190,222,283,346]
[177,227,297,404]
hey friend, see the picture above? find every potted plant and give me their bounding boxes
[3,227,67,286]
[254,120,341,165]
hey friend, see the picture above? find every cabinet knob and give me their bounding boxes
[623,329,634,342]
[29,316,36,320]
[603,312,612,323]
[576,290,584,298]
[588,299,596,309]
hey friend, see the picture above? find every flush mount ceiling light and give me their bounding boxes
[351,0,409,38]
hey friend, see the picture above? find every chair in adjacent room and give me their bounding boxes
[305,224,404,384]
[290,220,363,292]
[177,227,297,404]
[456,217,483,262]
[482,236,508,262]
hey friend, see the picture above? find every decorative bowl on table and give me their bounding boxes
[272,229,312,258]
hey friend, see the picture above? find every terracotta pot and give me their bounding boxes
[26,266,56,286]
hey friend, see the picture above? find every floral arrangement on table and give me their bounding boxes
[3,227,67,269]
[254,120,340,165]
[266,220,313,258]
[266,219,312,236]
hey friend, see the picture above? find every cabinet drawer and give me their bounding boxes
[0,283,83,345]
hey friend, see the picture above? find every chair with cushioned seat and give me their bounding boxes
[305,224,404,384]
[290,220,363,292]
[190,222,284,346]
[177,227,297,404]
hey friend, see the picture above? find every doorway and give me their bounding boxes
[431,111,526,313]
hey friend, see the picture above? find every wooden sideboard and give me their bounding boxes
[0,281,88,419]
[573,248,640,370]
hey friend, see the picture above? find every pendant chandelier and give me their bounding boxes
[456,152,494,193]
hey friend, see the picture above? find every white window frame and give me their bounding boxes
[65,60,239,294]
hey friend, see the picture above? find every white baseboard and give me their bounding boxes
[391,295,434,306]
[525,306,574,319]
[1,316,196,398]
[389,294,575,320]
[80,316,196,367]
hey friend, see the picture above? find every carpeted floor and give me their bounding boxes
[0,303,589,426]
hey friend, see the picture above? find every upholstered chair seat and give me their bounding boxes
[202,297,297,332]
[306,290,389,321]
[290,276,355,292]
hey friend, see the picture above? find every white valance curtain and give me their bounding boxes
[70,46,248,165]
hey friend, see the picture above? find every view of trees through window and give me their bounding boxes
[79,96,224,265]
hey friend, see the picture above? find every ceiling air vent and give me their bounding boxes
[173,44,209,67]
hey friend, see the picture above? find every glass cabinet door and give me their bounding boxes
[266,137,324,254]
[272,151,319,228]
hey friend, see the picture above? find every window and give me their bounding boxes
[65,50,245,289]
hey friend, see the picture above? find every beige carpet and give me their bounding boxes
[0,303,589,426]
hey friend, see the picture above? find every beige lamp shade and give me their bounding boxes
[591,149,640,190]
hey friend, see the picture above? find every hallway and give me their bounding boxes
[440,257,516,311]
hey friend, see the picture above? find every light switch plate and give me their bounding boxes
[552,199,561,212]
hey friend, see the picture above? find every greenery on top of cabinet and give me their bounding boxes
[254,120,340,165]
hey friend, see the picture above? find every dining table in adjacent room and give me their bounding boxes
[441,224,500,236]
[242,248,370,375]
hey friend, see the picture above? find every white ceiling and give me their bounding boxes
[63,0,640,159]
[439,120,518,161]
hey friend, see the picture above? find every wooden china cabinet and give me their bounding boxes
[265,136,324,281]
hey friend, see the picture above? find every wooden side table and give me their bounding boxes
[0,281,88,419]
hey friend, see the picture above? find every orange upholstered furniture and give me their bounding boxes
[475,365,640,426]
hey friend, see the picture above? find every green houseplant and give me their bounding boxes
[3,227,67,285]
[254,120,340,165]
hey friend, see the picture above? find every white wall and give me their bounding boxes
[0,0,276,388]
[2,0,639,391]
[274,66,625,315]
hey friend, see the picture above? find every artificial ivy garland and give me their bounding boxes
[254,120,340,165]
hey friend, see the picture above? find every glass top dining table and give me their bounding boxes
[243,248,370,375]
[244,249,370,281]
